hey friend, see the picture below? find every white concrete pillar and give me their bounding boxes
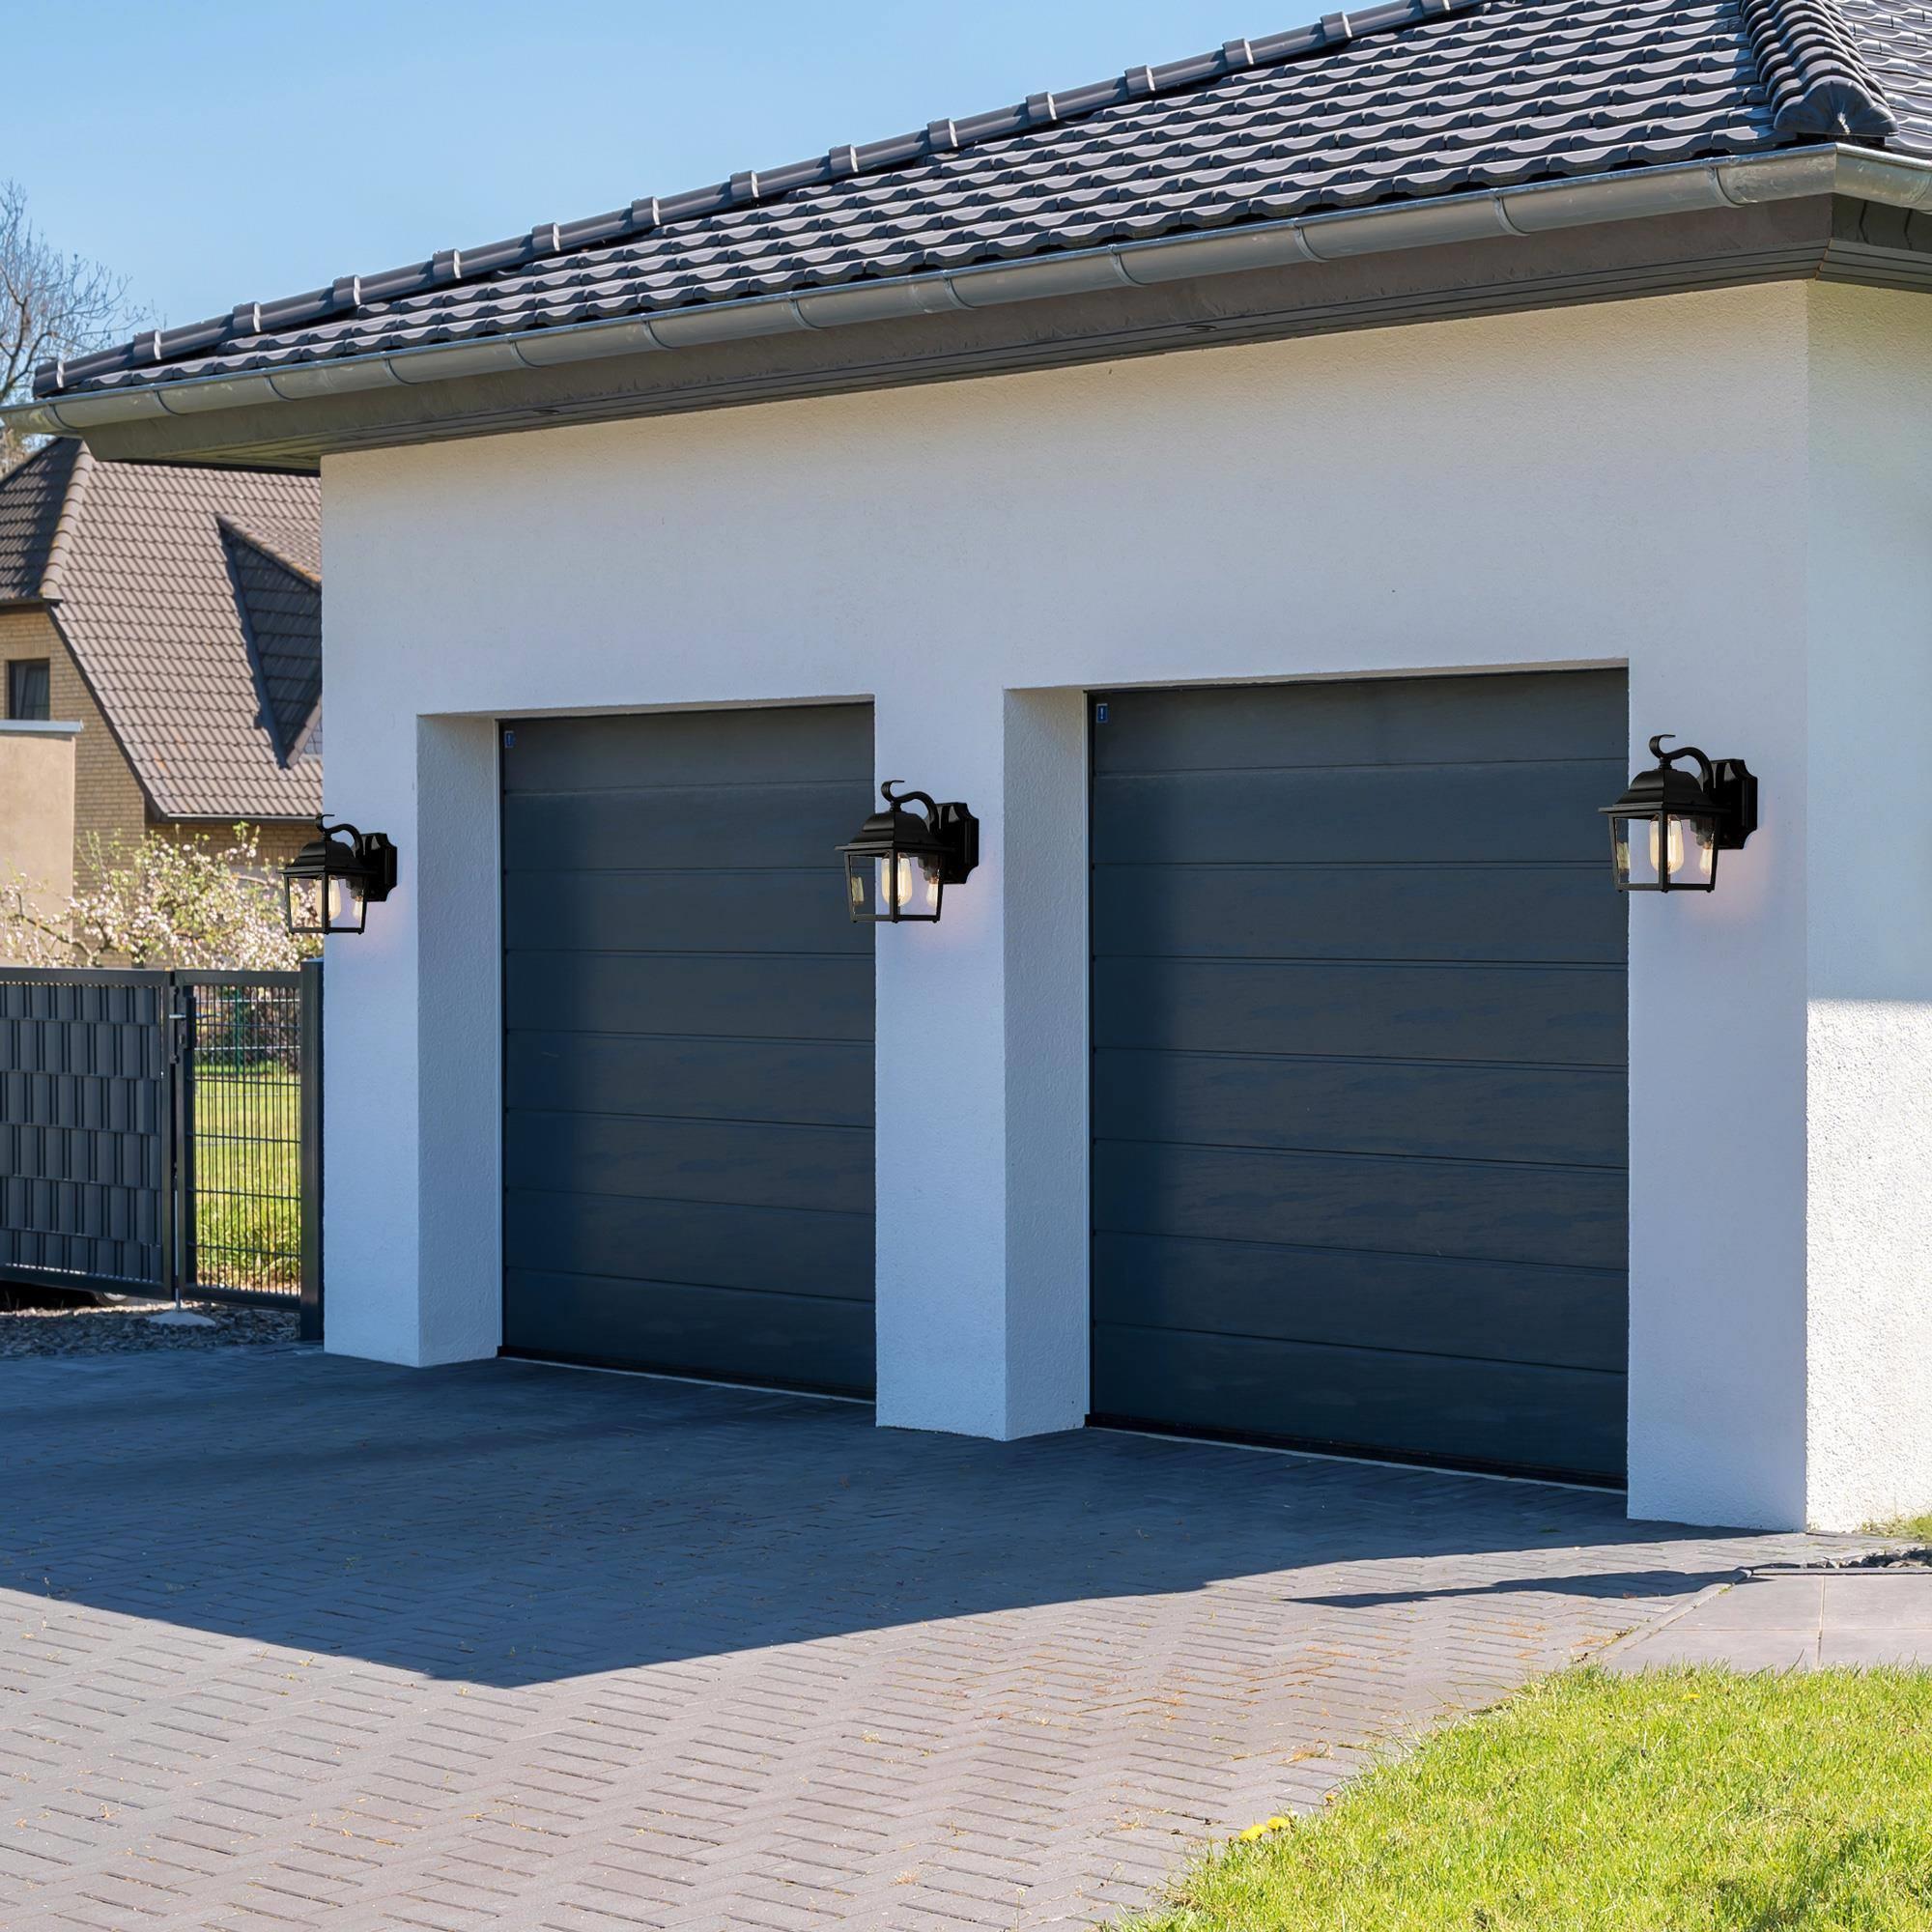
[1623,693,1809,1530]
[1800,286,1932,1532]
[1624,468,1812,1532]
[323,708,501,1368]
[1628,284,1932,1533]
[873,683,1090,1438]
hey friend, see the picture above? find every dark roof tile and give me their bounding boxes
[31,0,1924,403]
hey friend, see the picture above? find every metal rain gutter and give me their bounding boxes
[9,145,1924,440]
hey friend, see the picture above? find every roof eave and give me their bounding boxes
[9,144,1921,454]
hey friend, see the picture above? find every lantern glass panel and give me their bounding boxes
[1670,812,1719,890]
[285,873,326,936]
[284,867,368,934]
[1610,810,1720,892]
[889,852,943,922]
[842,848,943,923]
[845,852,874,920]
[327,874,370,932]
[1610,811,1655,890]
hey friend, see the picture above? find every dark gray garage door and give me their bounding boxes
[1091,670,1628,1481]
[500,704,875,1395]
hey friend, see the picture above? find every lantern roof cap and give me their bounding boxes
[1601,737,1732,821]
[838,783,950,858]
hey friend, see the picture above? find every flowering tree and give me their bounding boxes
[0,827,319,969]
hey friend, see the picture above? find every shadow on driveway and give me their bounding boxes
[1,1348,1812,1688]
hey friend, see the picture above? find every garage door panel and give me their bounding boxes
[1093,863,1620,965]
[1094,958,1624,1065]
[1092,1234,1624,1373]
[507,1032,871,1128]
[504,1191,870,1300]
[507,1112,871,1216]
[507,952,872,1042]
[1091,672,1626,1480]
[1091,1324,1625,1478]
[502,705,873,793]
[505,867,867,957]
[1093,1050,1624,1168]
[1092,760,1625,866]
[502,702,875,1393]
[502,782,861,872]
[1093,670,1626,778]
[505,1269,872,1394]
[1095,1140,1626,1271]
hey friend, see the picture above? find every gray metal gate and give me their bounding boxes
[0,962,321,1336]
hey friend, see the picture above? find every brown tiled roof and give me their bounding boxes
[0,448,320,820]
[0,440,84,601]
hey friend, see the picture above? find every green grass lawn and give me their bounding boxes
[191,1064,301,1293]
[1123,1668,1932,1932]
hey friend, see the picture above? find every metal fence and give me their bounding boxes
[0,962,321,1336]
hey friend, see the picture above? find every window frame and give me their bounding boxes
[6,659,50,722]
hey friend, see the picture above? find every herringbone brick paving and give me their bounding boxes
[0,1348,1851,1929]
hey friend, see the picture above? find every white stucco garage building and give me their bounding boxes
[16,0,1932,1530]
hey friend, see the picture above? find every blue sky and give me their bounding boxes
[14,0,1258,333]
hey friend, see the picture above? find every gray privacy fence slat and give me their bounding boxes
[0,964,321,1334]
[0,970,171,1293]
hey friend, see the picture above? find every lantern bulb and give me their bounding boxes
[1648,817,1685,879]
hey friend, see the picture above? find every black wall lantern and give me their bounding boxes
[282,821,398,934]
[838,781,980,923]
[1602,735,1757,893]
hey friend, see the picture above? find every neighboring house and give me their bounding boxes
[0,441,320,890]
[14,0,1932,1533]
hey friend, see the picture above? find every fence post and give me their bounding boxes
[298,956,324,1343]
[177,980,199,1295]
[156,977,179,1307]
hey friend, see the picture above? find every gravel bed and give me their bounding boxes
[0,1299,300,1359]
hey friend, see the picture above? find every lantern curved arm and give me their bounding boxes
[878,779,941,824]
[305,820,400,899]
[1646,735,1716,789]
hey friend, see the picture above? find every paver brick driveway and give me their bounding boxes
[1,1347,1842,1930]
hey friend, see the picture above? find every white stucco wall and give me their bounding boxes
[318,276,1929,1529]
[1803,284,1932,1532]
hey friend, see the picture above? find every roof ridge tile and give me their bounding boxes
[1742,0,1898,135]
[37,440,95,603]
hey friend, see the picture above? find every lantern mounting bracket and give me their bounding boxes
[319,821,400,899]
[1647,736,1758,850]
[878,780,980,884]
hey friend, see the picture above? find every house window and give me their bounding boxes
[6,660,49,722]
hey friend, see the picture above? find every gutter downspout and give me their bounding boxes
[9,145,1924,440]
